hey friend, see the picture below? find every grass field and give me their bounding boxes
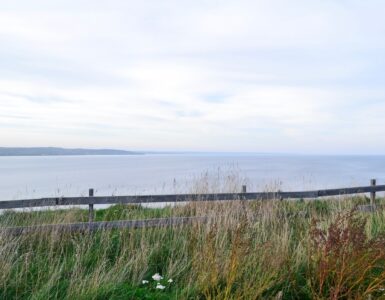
[1,195,385,299]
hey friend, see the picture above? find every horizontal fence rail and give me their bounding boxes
[1,217,209,235]
[1,184,385,210]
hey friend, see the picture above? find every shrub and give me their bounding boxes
[308,211,385,299]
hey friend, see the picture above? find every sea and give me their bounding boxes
[0,154,384,201]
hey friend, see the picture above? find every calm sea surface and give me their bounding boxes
[0,154,384,201]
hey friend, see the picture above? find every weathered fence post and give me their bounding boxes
[89,188,94,223]
[241,185,247,210]
[370,179,376,206]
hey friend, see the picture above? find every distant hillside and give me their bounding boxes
[0,147,143,156]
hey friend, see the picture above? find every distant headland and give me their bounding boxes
[0,147,143,156]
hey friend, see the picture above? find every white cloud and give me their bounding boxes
[1,0,385,153]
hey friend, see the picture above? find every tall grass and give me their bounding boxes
[1,176,385,299]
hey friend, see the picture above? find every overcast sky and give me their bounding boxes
[1,0,385,154]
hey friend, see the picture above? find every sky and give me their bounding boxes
[1,0,385,154]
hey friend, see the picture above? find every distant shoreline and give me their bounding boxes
[1,148,384,157]
[0,147,144,156]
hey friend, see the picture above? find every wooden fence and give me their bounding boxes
[0,179,384,234]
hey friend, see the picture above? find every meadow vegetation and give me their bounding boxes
[1,177,385,299]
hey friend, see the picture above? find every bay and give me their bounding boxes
[0,154,384,201]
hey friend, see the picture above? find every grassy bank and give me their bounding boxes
[1,197,385,299]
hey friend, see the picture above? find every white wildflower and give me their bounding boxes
[142,280,149,284]
[152,273,163,281]
[156,284,166,290]
[168,279,173,283]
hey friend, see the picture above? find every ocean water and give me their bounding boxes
[0,154,384,201]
